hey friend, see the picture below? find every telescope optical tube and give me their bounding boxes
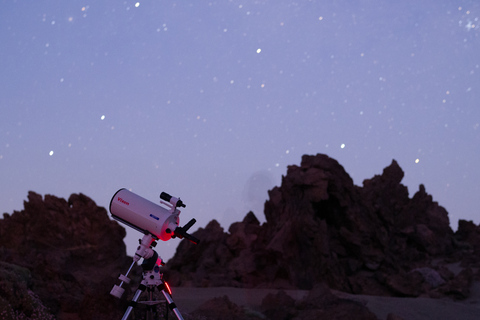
[109,188,180,241]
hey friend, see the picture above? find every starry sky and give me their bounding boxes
[1,0,479,261]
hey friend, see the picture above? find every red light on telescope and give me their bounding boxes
[164,281,172,295]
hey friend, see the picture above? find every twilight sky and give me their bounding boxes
[1,0,479,260]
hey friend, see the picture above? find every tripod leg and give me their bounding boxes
[161,290,184,320]
[122,284,146,320]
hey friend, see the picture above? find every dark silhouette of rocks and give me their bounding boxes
[1,153,480,319]
[166,154,480,300]
[0,192,134,319]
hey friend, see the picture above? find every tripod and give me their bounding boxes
[122,251,183,320]
[111,234,185,320]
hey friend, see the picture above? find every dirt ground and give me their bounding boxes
[170,282,480,320]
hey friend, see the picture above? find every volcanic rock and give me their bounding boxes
[166,154,479,300]
[0,192,133,319]
[260,290,296,319]
[2,153,480,319]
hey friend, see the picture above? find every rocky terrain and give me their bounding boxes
[0,192,135,319]
[166,154,480,298]
[1,153,480,319]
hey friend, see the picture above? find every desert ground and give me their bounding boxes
[171,282,480,320]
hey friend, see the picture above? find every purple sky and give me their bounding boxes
[1,1,479,260]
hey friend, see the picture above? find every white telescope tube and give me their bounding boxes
[109,188,180,241]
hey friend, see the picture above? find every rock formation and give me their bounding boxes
[166,154,480,299]
[2,153,480,319]
[0,192,134,319]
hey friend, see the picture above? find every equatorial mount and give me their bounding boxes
[111,234,185,320]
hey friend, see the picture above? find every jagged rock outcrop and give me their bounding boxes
[166,154,479,299]
[0,192,133,319]
[2,153,480,319]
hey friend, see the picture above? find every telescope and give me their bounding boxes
[110,188,199,244]
[109,188,199,320]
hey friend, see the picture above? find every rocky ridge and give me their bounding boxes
[1,153,480,319]
[166,154,480,299]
